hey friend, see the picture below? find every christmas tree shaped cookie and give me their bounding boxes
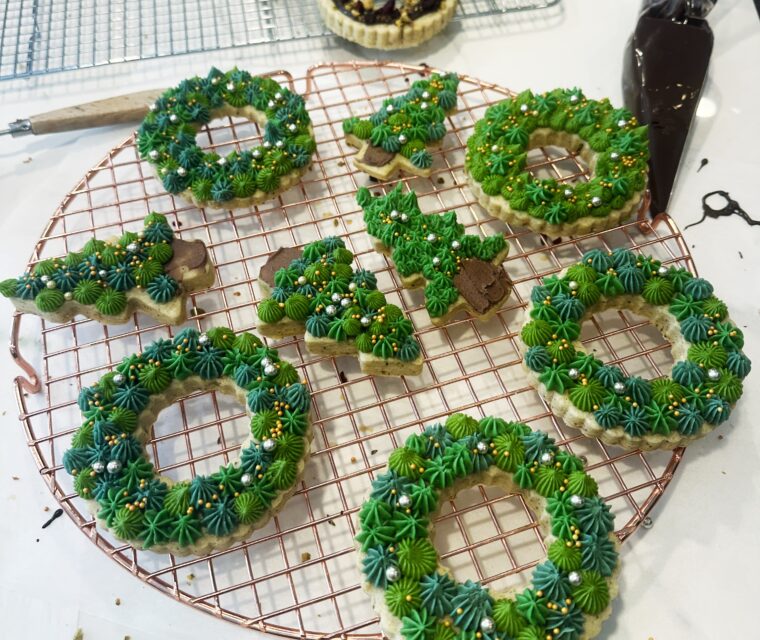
[0,213,215,325]
[358,184,512,325]
[256,236,423,377]
[342,72,459,180]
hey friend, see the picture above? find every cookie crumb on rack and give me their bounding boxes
[301,551,311,562]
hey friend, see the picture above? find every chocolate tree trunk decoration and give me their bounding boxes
[622,0,716,216]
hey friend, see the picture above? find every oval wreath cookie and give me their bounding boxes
[137,67,316,209]
[62,327,312,556]
[465,88,649,238]
[357,414,620,640]
[520,248,751,450]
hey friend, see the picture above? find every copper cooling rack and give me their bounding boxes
[11,62,690,639]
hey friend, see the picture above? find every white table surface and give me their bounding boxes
[1,1,759,638]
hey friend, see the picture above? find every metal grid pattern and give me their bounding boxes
[12,62,689,639]
[0,0,560,81]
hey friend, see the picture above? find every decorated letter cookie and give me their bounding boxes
[62,327,311,555]
[357,413,620,640]
[521,248,750,450]
[257,236,423,377]
[137,67,316,209]
[0,213,215,326]
[465,88,649,238]
[343,72,459,180]
[358,184,512,324]
[318,1,458,50]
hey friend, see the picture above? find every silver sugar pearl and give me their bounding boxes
[148,103,157,112]
[40,275,50,283]
[520,103,529,113]
[217,157,227,165]
[610,151,619,160]
[169,113,178,123]
[568,571,582,586]
[568,367,580,380]
[253,149,262,158]
[241,473,252,486]
[432,256,441,266]
[274,92,283,100]
[126,242,139,253]
[398,134,407,144]
[617,119,628,128]
[390,209,399,220]
[491,144,499,153]
[267,100,275,108]
[263,363,277,376]
[613,381,626,395]
[46,280,57,289]
[341,298,351,308]
[297,275,307,285]
[198,333,209,345]
[64,291,73,301]
[112,373,125,385]
[570,494,584,508]
[261,358,273,368]
[422,91,430,99]
[591,196,602,207]
[400,213,409,223]
[658,265,669,276]
[564,188,573,197]
[263,141,272,149]
[325,304,337,316]
[226,81,235,91]
[177,167,186,176]
[106,460,122,474]
[275,140,284,148]
[426,233,437,243]
[568,280,579,291]
[360,316,371,327]
[397,494,412,508]
[288,123,297,132]
[476,441,488,454]
[420,102,428,110]
[331,292,342,303]
[211,77,219,85]
[386,104,394,113]
[98,269,108,279]
[262,438,277,452]
[92,461,105,474]
[385,566,400,583]
[148,149,159,159]
[707,368,721,381]
[569,94,579,103]
[349,282,357,292]
[540,451,554,465]
[480,617,496,634]
[451,240,460,250]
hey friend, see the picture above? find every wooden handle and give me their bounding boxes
[29,88,165,135]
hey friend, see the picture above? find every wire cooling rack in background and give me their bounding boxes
[0,0,560,81]
[12,62,689,638]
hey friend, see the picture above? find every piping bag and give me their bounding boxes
[622,0,716,216]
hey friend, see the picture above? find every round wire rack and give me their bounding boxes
[12,61,690,639]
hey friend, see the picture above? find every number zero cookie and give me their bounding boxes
[358,184,512,325]
[257,236,423,377]
[0,213,215,326]
[356,413,620,640]
[62,327,312,556]
[343,72,459,180]
[465,88,649,238]
[137,67,316,210]
[520,248,750,450]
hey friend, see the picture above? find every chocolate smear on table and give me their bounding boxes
[42,508,64,529]
[622,0,716,215]
[164,239,209,281]
[361,144,397,168]
[259,247,304,288]
[685,190,760,229]
[453,259,512,314]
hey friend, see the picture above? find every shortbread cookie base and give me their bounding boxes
[83,376,312,556]
[466,129,646,238]
[371,239,512,326]
[8,256,215,326]
[154,104,314,211]
[345,133,442,180]
[317,0,458,49]
[521,292,733,451]
[357,467,621,640]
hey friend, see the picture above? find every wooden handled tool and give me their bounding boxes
[1,88,165,137]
